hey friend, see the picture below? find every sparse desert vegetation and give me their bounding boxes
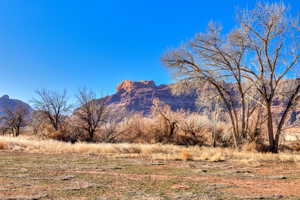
[1,135,300,163]
[2,1,300,199]
[1,135,300,199]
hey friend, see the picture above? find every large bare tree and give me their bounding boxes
[162,2,300,152]
[74,88,107,142]
[162,23,257,149]
[32,89,71,131]
[237,2,300,153]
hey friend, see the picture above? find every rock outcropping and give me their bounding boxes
[103,80,198,115]
[0,95,33,116]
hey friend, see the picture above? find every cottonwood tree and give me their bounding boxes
[32,89,71,131]
[236,2,300,153]
[162,2,300,152]
[2,105,29,137]
[74,88,107,142]
[163,25,257,149]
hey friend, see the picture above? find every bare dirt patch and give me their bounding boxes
[0,151,300,199]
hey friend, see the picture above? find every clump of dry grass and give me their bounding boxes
[179,150,193,161]
[193,147,226,162]
[289,141,300,151]
[241,141,269,153]
[0,141,7,150]
[1,135,300,163]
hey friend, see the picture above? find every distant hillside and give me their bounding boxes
[0,95,33,117]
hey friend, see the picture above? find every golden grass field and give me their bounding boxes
[1,135,300,163]
[1,135,300,199]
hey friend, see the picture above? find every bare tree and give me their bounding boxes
[1,105,29,137]
[162,2,300,153]
[162,23,257,149]
[30,110,48,135]
[236,2,300,153]
[32,89,71,131]
[74,88,107,142]
[151,98,179,143]
[100,108,127,143]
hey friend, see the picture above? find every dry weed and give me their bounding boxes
[1,135,300,163]
[0,141,7,149]
[179,150,193,161]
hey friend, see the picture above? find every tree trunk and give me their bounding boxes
[16,127,20,137]
[273,135,279,153]
[266,103,276,153]
[274,83,300,153]
[240,93,247,139]
[88,130,94,142]
[52,122,59,131]
[212,131,216,147]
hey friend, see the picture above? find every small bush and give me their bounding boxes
[118,114,153,143]
[288,141,300,151]
[179,150,193,161]
[209,152,225,162]
[0,141,7,149]
[241,140,269,153]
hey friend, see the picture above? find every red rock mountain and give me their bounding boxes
[103,80,198,115]
[0,95,33,126]
[100,80,300,126]
[0,95,32,116]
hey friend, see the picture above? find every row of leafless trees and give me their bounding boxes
[31,88,108,142]
[1,88,108,143]
[0,91,263,150]
[162,2,300,153]
[103,98,229,146]
[29,89,222,146]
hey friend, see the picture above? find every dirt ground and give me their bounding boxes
[0,151,300,200]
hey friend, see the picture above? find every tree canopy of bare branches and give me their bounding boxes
[74,88,107,142]
[32,89,71,131]
[162,2,300,153]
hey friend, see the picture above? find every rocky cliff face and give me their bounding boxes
[103,80,199,115]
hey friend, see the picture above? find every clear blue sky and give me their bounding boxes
[0,0,299,102]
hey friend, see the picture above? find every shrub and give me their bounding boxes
[288,141,300,152]
[179,150,193,161]
[0,141,7,149]
[118,114,152,143]
[33,97,231,147]
[241,138,269,153]
[116,100,228,146]
[177,114,211,146]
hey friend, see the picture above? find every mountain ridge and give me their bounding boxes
[102,80,199,115]
[0,95,33,115]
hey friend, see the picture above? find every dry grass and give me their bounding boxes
[179,150,193,161]
[0,140,7,149]
[1,135,300,163]
[0,135,179,155]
